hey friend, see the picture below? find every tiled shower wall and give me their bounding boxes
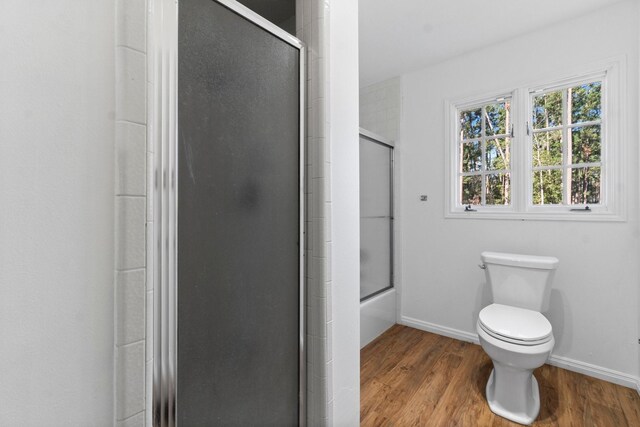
[359,77,401,142]
[114,0,149,425]
[297,0,333,424]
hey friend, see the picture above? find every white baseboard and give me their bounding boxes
[400,316,640,391]
[547,354,638,389]
[401,316,479,344]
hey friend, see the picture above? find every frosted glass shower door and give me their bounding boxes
[360,133,393,300]
[166,0,303,425]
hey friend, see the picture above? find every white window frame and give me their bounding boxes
[445,57,626,222]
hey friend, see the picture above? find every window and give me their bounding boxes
[458,98,512,207]
[446,61,624,221]
[530,81,602,207]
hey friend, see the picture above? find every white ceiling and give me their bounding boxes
[359,0,628,87]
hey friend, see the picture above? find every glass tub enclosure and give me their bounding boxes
[359,129,394,301]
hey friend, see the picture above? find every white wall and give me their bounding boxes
[638,0,640,394]
[0,1,115,425]
[360,77,401,142]
[400,0,640,381]
[329,0,361,424]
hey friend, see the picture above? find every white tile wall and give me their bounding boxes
[116,122,147,196]
[360,77,401,142]
[115,0,148,424]
[117,411,145,427]
[116,269,146,346]
[116,342,146,420]
[115,196,146,270]
[116,0,147,53]
[116,47,147,124]
[298,0,333,424]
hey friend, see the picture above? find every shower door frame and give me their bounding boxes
[359,128,395,302]
[150,0,306,425]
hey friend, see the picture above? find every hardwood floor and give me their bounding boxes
[361,325,640,426]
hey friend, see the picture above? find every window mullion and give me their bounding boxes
[562,88,570,205]
[516,87,529,211]
[481,106,486,206]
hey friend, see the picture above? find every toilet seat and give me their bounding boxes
[479,304,552,346]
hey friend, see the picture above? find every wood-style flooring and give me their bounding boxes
[361,325,640,426]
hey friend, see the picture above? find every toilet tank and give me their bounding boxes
[481,251,559,312]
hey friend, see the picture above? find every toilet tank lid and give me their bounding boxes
[481,251,559,270]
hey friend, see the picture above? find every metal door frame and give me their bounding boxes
[358,128,394,302]
[151,1,305,425]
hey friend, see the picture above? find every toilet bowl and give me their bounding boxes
[477,252,558,425]
[477,304,554,425]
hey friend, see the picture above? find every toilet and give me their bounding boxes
[477,251,559,425]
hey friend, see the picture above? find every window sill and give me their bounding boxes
[445,209,625,222]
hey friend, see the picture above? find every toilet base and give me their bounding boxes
[485,366,540,426]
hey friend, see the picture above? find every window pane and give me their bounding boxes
[460,108,482,139]
[571,125,601,164]
[485,101,510,136]
[532,90,562,129]
[532,130,562,167]
[486,138,510,171]
[461,175,482,205]
[485,173,510,205]
[571,167,601,204]
[570,82,601,124]
[532,169,563,205]
[461,141,482,172]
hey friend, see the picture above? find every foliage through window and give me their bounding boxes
[531,81,602,206]
[458,99,511,206]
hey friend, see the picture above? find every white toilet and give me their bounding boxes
[477,251,559,425]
